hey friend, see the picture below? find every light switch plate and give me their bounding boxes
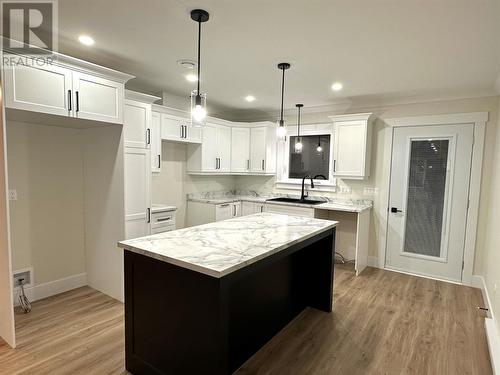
[8,189,17,201]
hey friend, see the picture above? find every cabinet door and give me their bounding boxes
[217,125,232,172]
[215,203,232,221]
[231,128,250,172]
[124,100,151,149]
[241,202,255,216]
[187,123,203,144]
[4,61,72,116]
[161,114,184,141]
[254,203,265,214]
[124,147,151,239]
[72,72,124,124]
[202,124,218,171]
[151,112,162,173]
[264,203,314,218]
[250,127,267,172]
[334,121,366,177]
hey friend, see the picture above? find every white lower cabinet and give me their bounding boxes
[124,147,151,239]
[215,202,241,221]
[241,201,265,216]
[264,203,314,218]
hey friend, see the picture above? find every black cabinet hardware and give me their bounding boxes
[158,155,161,169]
[146,129,151,145]
[147,208,151,223]
[68,90,72,111]
[75,91,79,112]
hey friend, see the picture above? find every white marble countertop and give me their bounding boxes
[151,204,177,213]
[187,194,372,213]
[118,213,337,278]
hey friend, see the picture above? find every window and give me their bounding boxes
[288,135,331,179]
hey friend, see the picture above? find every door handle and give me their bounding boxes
[75,91,79,112]
[390,207,403,213]
[68,90,72,111]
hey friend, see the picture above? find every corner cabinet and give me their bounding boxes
[3,52,133,124]
[330,113,373,179]
[187,123,231,173]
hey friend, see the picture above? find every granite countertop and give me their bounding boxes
[118,213,338,278]
[151,204,177,213]
[187,191,372,213]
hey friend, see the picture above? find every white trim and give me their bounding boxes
[125,90,161,104]
[380,112,488,286]
[472,275,493,318]
[486,318,500,375]
[12,273,87,306]
[384,266,463,286]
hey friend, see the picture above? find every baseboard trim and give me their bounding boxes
[472,275,493,319]
[486,318,500,375]
[13,273,87,306]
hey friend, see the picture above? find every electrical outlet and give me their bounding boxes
[363,187,379,197]
[8,189,17,201]
[338,186,351,194]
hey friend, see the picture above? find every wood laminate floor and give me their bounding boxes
[0,265,492,375]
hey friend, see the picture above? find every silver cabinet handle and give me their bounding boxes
[333,160,337,172]
[180,125,183,138]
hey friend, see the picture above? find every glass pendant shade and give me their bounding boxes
[191,90,207,127]
[316,144,323,153]
[276,119,287,139]
[295,139,303,153]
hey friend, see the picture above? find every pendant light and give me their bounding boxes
[294,104,303,153]
[276,62,291,140]
[190,9,209,128]
[316,135,323,153]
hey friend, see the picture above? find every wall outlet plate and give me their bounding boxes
[13,268,33,288]
[8,189,17,201]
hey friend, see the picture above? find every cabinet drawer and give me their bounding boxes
[151,211,175,230]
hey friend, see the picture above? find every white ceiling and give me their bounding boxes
[57,0,500,120]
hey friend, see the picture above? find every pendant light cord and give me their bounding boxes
[197,19,201,96]
[280,67,285,123]
[297,105,301,137]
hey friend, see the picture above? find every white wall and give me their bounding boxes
[481,96,500,336]
[235,96,499,277]
[7,121,86,285]
[152,142,235,228]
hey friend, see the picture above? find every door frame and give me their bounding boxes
[379,112,488,286]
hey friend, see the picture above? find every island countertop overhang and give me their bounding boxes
[118,213,338,278]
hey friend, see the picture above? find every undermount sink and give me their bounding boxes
[266,197,326,205]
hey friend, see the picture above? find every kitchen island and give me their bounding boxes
[118,213,337,375]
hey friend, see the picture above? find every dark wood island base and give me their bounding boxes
[124,228,335,375]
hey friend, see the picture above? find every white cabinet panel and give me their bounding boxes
[231,127,250,172]
[124,100,151,149]
[161,114,184,140]
[4,62,72,116]
[331,113,372,179]
[151,111,161,173]
[241,201,265,216]
[124,147,151,239]
[72,72,123,124]
[201,124,218,171]
[215,202,240,221]
[250,127,267,172]
[217,125,231,172]
[188,124,202,143]
[264,203,314,218]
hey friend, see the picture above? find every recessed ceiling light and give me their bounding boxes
[185,74,198,82]
[177,59,197,69]
[331,82,343,91]
[245,95,256,102]
[78,35,94,46]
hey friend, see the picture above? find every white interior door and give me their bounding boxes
[386,124,473,282]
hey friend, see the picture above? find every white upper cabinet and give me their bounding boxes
[231,127,250,172]
[158,109,202,144]
[3,62,72,116]
[330,113,373,179]
[250,125,276,174]
[187,123,231,173]
[3,52,133,124]
[72,72,123,124]
[151,112,162,173]
[124,100,151,149]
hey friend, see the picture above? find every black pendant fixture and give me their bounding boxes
[190,9,209,127]
[276,62,291,140]
[294,104,303,153]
